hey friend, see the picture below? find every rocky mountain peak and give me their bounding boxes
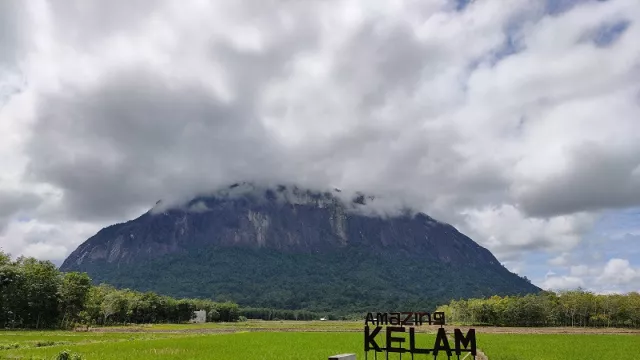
[60,183,539,312]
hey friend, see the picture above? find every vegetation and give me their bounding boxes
[0,331,385,360]
[478,333,640,360]
[5,246,640,334]
[240,308,322,321]
[437,290,640,328]
[0,251,239,329]
[76,245,539,314]
[2,326,640,360]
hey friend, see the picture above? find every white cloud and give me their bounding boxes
[549,252,571,266]
[569,265,589,277]
[0,0,639,267]
[501,260,524,274]
[0,218,99,263]
[539,256,640,293]
[597,258,640,286]
[459,205,594,260]
[541,274,585,291]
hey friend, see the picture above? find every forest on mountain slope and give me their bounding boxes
[76,245,540,314]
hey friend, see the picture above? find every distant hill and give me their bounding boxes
[60,183,540,313]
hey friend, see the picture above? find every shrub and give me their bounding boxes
[55,350,83,360]
[35,341,56,347]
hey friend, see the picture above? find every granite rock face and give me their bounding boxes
[60,183,540,310]
[62,184,498,267]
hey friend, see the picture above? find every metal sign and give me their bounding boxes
[364,312,476,359]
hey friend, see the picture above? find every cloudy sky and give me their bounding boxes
[1,0,639,293]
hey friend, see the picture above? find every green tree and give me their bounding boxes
[0,252,22,328]
[17,257,62,328]
[59,272,92,328]
[217,301,240,322]
[101,289,129,324]
[1,252,245,328]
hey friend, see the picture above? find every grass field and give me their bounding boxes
[478,333,640,360]
[1,322,639,359]
[0,331,434,360]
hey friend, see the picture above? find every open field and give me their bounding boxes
[0,332,364,360]
[0,330,435,360]
[478,333,640,360]
[1,321,639,359]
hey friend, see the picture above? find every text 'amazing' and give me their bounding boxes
[364,312,477,358]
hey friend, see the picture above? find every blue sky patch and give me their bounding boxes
[592,20,630,47]
[523,208,640,290]
[594,207,640,238]
[546,0,589,16]
[454,0,472,12]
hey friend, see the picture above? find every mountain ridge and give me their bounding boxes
[60,183,540,312]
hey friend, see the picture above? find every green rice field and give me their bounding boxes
[0,331,396,360]
[477,333,640,360]
[1,322,639,359]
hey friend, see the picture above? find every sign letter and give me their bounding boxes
[364,326,382,352]
[376,313,388,326]
[409,327,431,354]
[454,328,477,356]
[389,312,401,325]
[386,326,406,353]
[365,312,375,326]
[433,328,452,357]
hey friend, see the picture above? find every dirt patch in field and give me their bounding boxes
[476,349,489,360]
[85,327,239,334]
[428,325,640,335]
[86,327,361,334]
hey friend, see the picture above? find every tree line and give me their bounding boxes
[436,290,640,328]
[238,308,362,321]
[0,252,239,329]
[240,308,321,321]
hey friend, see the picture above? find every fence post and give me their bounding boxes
[329,354,356,360]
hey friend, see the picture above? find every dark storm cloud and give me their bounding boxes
[22,0,518,224]
[332,21,431,109]
[25,69,285,221]
[0,0,28,106]
[0,191,42,231]
[24,1,325,221]
[4,0,640,276]
[518,142,640,217]
[0,0,25,68]
[47,0,161,46]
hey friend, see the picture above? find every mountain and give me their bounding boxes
[60,183,540,313]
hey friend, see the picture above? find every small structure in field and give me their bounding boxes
[191,310,207,324]
[329,354,355,360]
